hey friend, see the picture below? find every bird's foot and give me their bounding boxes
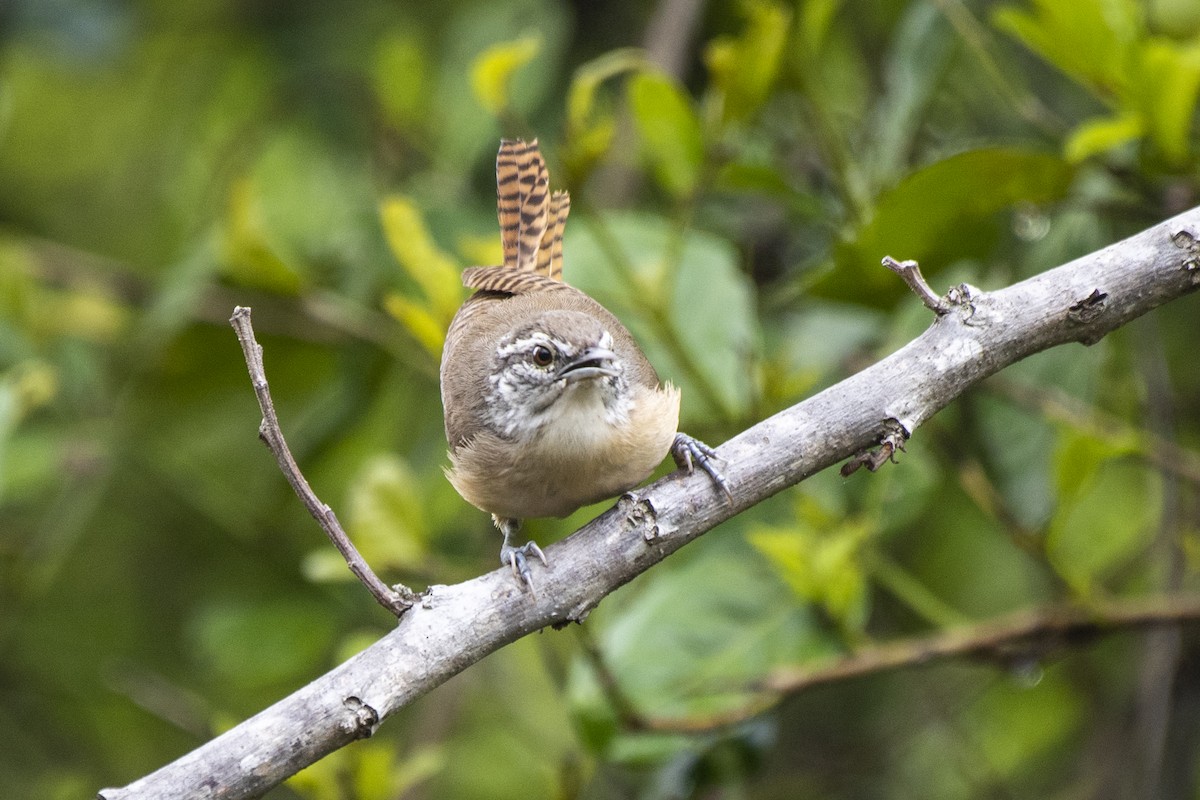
[671,432,732,503]
[494,516,547,593]
[500,540,547,594]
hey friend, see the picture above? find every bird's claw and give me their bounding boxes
[500,540,547,593]
[671,432,732,503]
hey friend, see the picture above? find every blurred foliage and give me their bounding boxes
[2,0,1200,798]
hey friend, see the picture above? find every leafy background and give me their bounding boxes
[2,0,1200,797]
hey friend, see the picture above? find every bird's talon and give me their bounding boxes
[671,432,732,503]
[500,540,545,594]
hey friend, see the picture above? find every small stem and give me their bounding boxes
[764,594,1200,696]
[882,255,950,315]
[230,307,412,617]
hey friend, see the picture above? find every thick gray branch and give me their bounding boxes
[99,208,1200,799]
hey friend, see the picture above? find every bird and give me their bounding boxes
[439,138,727,592]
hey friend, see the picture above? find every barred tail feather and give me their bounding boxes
[544,191,569,282]
[496,139,524,270]
[490,138,565,281]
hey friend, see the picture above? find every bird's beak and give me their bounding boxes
[556,346,620,383]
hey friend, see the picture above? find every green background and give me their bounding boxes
[3,0,1200,797]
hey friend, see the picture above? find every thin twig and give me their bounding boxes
[581,594,1200,735]
[764,595,1200,695]
[882,255,951,314]
[229,306,412,617]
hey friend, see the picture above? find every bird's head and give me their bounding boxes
[484,311,631,440]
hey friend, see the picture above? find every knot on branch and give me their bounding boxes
[619,493,661,541]
[1067,288,1108,324]
[1067,289,1110,344]
[1171,227,1200,277]
[339,696,379,740]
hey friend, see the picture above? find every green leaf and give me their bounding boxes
[968,670,1083,777]
[563,48,648,183]
[865,2,957,186]
[221,132,376,295]
[704,0,793,122]
[570,537,836,734]
[567,213,758,421]
[1064,113,1144,162]
[1047,447,1158,594]
[566,48,647,134]
[428,638,577,798]
[1134,38,1200,166]
[992,0,1141,97]
[187,599,338,689]
[470,35,541,116]
[1052,427,1139,502]
[344,453,431,572]
[829,148,1074,304]
[627,71,705,198]
[222,177,305,295]
[997,2,1200,167]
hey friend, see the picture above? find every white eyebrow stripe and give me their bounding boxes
[496,331,556,360]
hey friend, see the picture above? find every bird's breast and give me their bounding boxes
[446,383,681,520]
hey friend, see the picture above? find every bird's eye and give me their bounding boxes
[531,345,554,367]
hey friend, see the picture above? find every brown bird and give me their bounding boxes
[440,138,726,591]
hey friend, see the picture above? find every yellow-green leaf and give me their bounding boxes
[1064,113,1144,162]
[222,177,305,295]
[5,360,58,416]
[383,292,447,359]
[798,0,841,54]
[992,0,1141,97]
[748,518,871,631]
[456,233,503,268]
[1047,460,1158,595]
[628,71,704,198]
[345,453,430,572]
[566,47,647,133]
[470,35,541,116]
[1135,39,1200,166]
[373,34,428,127]
[379,195,463,319]
[564,48,647,181]
[969,675,1083,778]
[705,0,792,122]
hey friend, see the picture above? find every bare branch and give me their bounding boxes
[101,208,1200,800]
[229,307,413,617]
[600,594,1200,733]
[763,594,1200,694]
